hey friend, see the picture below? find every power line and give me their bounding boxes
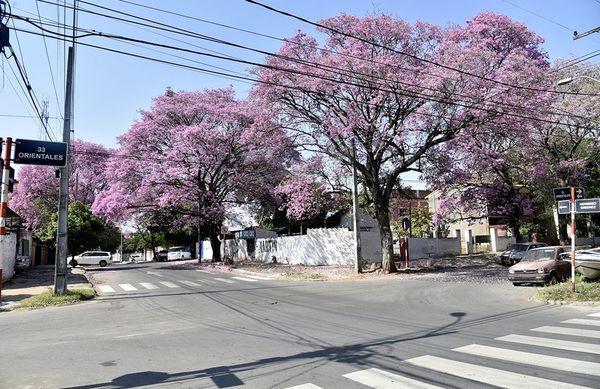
[43,0,600,109]
[12,13,593,126]
[13,23,595,129]
[244,0,599,97]
[6,45,54,140]
[35,0,63,119]
[499,0,573,31]
[25,0,593,129]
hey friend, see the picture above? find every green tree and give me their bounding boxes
[42,201,108,255]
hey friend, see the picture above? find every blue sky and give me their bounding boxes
[1,0,598,154]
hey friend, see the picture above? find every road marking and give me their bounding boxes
[195,269,209,273]
[214,277,235,284]
[405,355,592,389]
[563,318,600,327]
[232,276,258,282]
[532,325,600,339]
[139,282,159,290]
[146,271,164,277]
[497,334,600,354]
[179,280,201,287]
[98,285,115,293]
[454,344,600,377]
[343,368,445,388]
[284,384,323,389]
[159,281,180,288]
[119,283,137,291]
[588,312,600,317]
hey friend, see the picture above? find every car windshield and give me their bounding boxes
[521,248,554,261]
[168,247,184,252]
[508,244,528,252]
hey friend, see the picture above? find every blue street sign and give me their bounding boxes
[13,139,67,167]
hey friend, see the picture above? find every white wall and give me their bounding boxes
[1,233,17,282]
[407,237,461,260]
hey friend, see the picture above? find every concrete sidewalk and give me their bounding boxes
[0,265,92,311]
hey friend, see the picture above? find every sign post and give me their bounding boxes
[570,188,576,293]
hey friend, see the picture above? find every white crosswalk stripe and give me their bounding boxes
[97,285,115,293]
[588,312,600,317]
[497,334,600,355]
[284,384,323,389]
[179,280,201,287]
[214,277,235,284]
[344,368,445,388]
[562,318,600,327]
[139,282,159,290]
[159,281,180,288]
[119,283,137,291]
[232,276,258,282]
[532,325,600,339]
[405,355,592,389]
[454,344,600,377]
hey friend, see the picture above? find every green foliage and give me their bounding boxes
[391,207,433,238]
[535,276,600,302]
[17,288,95,309]
[41,201,119,255]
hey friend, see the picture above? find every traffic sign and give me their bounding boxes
[557,200,571,215]
[575,198,600,214]
[13,139,67,167]
[553,187,584,201]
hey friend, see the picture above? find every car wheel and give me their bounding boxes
[512,282,522,286]
[99,260,108,267]
[70,259,78,267]
[547,273,558,285]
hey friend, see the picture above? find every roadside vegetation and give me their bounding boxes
[16,289,95,310]
[536,277,600,302]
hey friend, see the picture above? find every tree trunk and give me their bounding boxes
[375,201,397,273]
[209,224,222,262]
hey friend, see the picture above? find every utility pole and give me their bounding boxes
[54,46,75,295]
[351,140,362,274]
[0,137,12,297]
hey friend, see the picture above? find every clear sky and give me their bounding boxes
[1,0,598,154]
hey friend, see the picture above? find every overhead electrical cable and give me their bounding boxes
[12,13,592,125]
[14,25,585,133]
[35,0,63,119]
[245,0,599,97]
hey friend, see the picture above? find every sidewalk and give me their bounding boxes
[0,265,92,311]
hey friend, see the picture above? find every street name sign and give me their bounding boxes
[553,187,584,201]
[13,139,67,167]
[575,198,600,214]
[557,200,571,215]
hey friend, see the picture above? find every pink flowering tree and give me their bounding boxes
[93,87,296,261]
[253,12,550,272]
[11,140,112,236]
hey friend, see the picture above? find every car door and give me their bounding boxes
[79,252,92,265]
[556,249,571,280]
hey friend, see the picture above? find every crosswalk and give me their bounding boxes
[282,311,600,388]
[95,274,274,295]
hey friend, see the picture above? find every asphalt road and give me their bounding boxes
[1,261,599,389]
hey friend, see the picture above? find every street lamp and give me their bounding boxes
[556,75,600,86]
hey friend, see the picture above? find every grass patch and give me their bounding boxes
[535,277,600,302]
[17,288,95,309]
[282,272,328,281]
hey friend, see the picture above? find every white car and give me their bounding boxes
[167,246,192,261]
[70,251,112,267]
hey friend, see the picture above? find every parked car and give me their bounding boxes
[70,251,112,267]
[129,253,144,262]
[508,246,571,286]
[14,256,31,271]
[154,249,168,262]
[498,242,548,266]
[167,246,192,261]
